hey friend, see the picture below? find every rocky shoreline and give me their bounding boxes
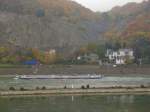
[1,88,150,96]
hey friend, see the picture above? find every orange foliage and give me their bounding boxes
[122,14,150,40]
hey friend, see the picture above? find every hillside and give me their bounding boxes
[103,0,150,43]
[0,0,100,52]
[0,0,149,53]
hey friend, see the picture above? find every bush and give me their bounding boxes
[20,87,26,91]
[41,86,46,90]
[9,87,15,91]
[125,58,134,65]
[36,86,40,90]
[86,84,90,89]
[140,85,145,88]
[64,86,67,89]
[81,85,85,89]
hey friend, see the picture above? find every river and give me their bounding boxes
[0,76,150,90]
[0,94,149,112]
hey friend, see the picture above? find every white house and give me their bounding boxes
[106,49,134,65]
[45,49,56,55]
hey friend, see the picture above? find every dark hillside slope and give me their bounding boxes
[0,0,100,52]
[0,0,149,52]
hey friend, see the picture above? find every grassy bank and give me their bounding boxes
[0,65,150,75]
[0,64,31,68]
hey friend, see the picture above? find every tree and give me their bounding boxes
[87,43,97,53]
[0,47,9,57]
[132,38,150,64]
[95,44,106,59]
[36,9,45,17]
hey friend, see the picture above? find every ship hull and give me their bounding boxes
[16,75,102,80]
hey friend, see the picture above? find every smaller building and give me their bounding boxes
[105,49,134,65]
[77,53,99,63]
[45,49,56,55]
[23,59,39,65]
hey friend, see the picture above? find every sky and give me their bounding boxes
[72,0,145,12]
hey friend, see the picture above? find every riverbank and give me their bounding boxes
[0,65,150,76]
[1,87,150,96]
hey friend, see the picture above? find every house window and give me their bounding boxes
[125,51,129,55]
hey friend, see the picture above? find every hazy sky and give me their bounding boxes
[72,0,145,12]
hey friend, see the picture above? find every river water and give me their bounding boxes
[0,76,150,112]
[0,76,150,90]
[0,95,149,112]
